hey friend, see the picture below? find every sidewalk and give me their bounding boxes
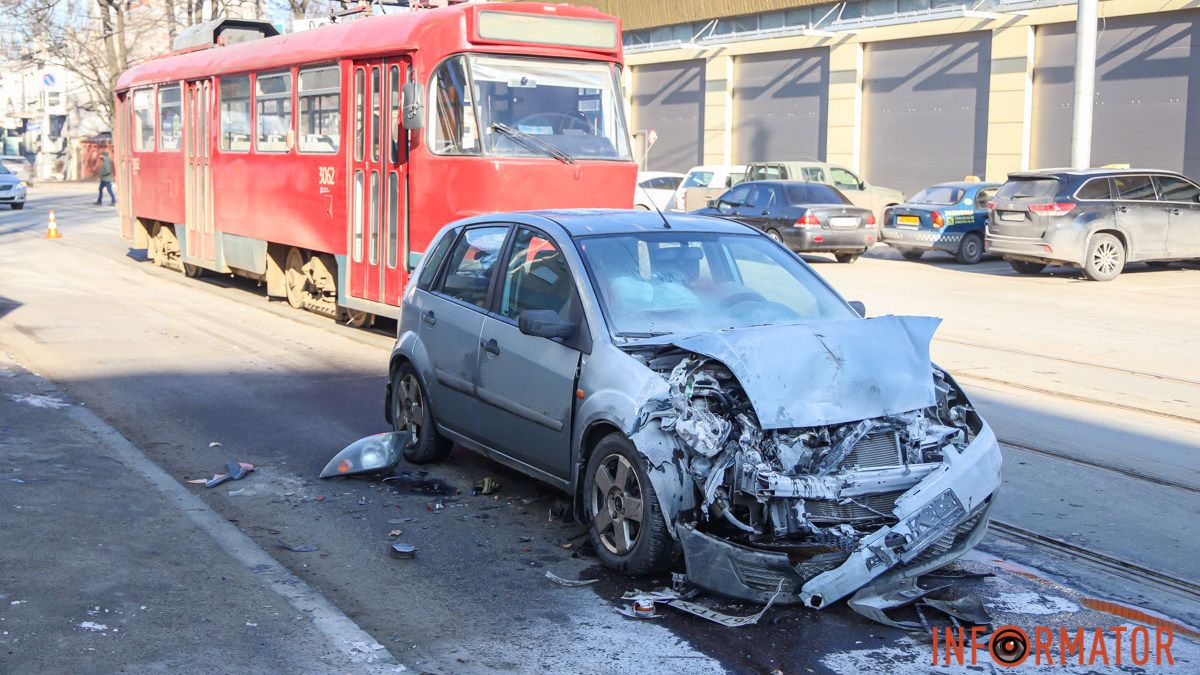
[0,352,402,673]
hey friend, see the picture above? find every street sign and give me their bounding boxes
[42,73,56,88]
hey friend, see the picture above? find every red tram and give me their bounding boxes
[113,3,636,322]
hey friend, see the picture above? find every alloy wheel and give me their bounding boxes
[1092,241,1120,276]
[590,454,644,555]
[394,373,424,447]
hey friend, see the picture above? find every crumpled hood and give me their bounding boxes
[671,315,941,429]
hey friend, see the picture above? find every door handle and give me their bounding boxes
[1115,205,1128,213]
[481,338,500,356]
[421,310,436,326]
[1169,208,1181,215]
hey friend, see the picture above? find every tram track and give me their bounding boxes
[998,438,1200,495]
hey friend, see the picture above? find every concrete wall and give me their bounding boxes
[626,0,1199,193]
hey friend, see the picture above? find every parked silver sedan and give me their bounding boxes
[0,164,28,209]
[383,209,1001,608]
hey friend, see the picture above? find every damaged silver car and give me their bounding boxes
[382,209,1001,608]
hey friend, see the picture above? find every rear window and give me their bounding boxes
[995,178,1060,201]
[681,171,713,189]
[785,183,849,205]
[910,186,965,206]
[1112,175,1156,201]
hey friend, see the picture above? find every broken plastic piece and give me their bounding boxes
[387,529,402,537]
[202,462,255,488]
[472,476,501,495]
[320,432,404,479]
[545,572,598,588]
[923,594,991,625]
[847,578,951,630]
[616,604,662,619]
[208,442,222,448]
[390,542,416,559]
[275,538,318,553]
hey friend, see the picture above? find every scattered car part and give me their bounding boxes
[621,581,785,627]
[389,542,417,559]
[923,593,992,625]
[320,432,405,479]
[545,571,598,588]
[473,477,501,495]
[190,461,255,488]
[276,538,318,553]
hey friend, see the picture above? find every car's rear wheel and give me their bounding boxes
[956,232,984,264]
[835,253,860,264]
[585,433,678,575]
[766,228,783,243]
[1008,260,1046,275]
[392,362,451,464]
[1083,233,1125,281]
[900,249,924,261]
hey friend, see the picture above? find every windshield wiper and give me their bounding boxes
[490,123,575,165]
[614,331,670,339]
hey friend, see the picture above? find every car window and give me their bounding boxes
[1076,178,1112,200]
[437,226,509,308]
[830,167,860,190]
[1155,176,1200,203]
[783,184,810,204]
[798,167,822,182]
[499,228,575,321]
[975,188,998,209]
[911,186,965,206]
[719,184,751,207]
[745,185,773,209]
[995,178,1060,201]
[416,229,458,291]
[682,171,713,189]
[726,171,746,187]
[1113,175,1156,201]
[750,165,785,181]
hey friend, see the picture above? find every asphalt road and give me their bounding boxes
[2,183,1198,672]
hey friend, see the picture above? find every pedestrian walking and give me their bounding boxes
[97,151,116,206]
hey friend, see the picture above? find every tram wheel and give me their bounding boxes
[284,247,307,310]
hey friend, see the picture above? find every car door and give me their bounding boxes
[476,226,584,481]
[715,183,752,218]
[422,224,511,440]
[1111,174,1169,259]
[1154,175,1200,257]
[739,184,775,231]
[830,166,871,211]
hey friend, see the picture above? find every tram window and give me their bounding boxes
[158,85,182,151]
[371,67,381,162]
[428,56,479,155]
[298,66,340,153]
[389,65,402,164]
[353,170,364,263]
[354,69,365,161]
[256,72,292,153]
[219,75,252,152]
[387,172,399,269]
[369,170,379,265]
[132,88,154,151]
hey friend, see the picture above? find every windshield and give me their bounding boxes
[0,165,11,175]
[910,186,965,206]
[578,232,856,338]
[681,171,713,189]
[465,55,632,161]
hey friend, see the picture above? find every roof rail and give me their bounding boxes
[171,18,280,52]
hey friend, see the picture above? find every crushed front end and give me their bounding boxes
[624,317,1002,608]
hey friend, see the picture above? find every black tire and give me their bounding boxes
[10,203,23,210]
[391,362,451,464]
[900,249,924,261]
[284,247,306,309]
[956,232,984,264]
[1146,260,1172,269]
[835,252,860,264]
[1008,260,1046,275]
[585,433,679,575]
[766,228,783,243]
[1083,233,1125,281]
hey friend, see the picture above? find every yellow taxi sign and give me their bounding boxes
[1101,163,1131,169]
[963,175,981,183]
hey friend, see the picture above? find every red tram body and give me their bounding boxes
[114,3,636,320]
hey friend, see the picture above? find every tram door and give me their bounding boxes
[183,79,215,263]
[349,59,410,305]
[116,92,134,241]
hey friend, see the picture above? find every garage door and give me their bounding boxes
[733,49,828,164]
[1031,11,1200,177]
[632,60,704,172]
[863,33,991,196]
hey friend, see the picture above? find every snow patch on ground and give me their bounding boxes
[986,591,1080,616]
[9,394,68,409]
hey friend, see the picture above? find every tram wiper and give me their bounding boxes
[490,123,575,165]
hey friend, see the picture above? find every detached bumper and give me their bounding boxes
[780,227,873,253]
[678,423,1002,607]
[881,227,964,253]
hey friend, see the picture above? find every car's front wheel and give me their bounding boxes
[1083,233,1125,281]
[956,232,984,264]
[835,252,860,264]
[10,202,23,210]
[585,433,678,575]
[1008,260,1046,275]
[391,362,451,464]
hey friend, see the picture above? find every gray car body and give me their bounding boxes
[986,168,1200,266]
[388,209,1001,607]
[0,166,27,207]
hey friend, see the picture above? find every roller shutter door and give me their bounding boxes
[733,49,828,164]
[863,33,991,196]
[632,60,705,172]
[1031,11,1200,176]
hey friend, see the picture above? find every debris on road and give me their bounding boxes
[385,471,458,496]
[186,461,255,488]
[845,577,993,630]
[79,621,109,632]
[8,393,68,409]
[619,580,785,628]
[387,529,402,537]
[471,477,500,495]
[208,441,222,448]
[616,602,662,620]
[545,571,598,588]
[389,542,416,559]
[320,432,404,479]
[275,538,318,553]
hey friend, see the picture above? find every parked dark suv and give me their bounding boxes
[985,168,1200,280]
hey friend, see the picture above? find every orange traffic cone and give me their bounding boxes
[45,210,62,239]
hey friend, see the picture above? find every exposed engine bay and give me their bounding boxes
[621,317,1001,608]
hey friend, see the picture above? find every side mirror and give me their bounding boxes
[858,181,867,191]
[848,300,866,317]
[707,198,718,209]
[1194,194,1200,203]
[518,310,575,340]
[401,82,425,130]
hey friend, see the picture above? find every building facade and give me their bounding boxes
[572,0,1200,195]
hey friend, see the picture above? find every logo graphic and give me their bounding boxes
[990,626,1030,666]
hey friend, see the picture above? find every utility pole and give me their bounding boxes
[1070,0,1098,168]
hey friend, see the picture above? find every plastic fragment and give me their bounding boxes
[545,571,598,588]
[390,542,416,559]
[275,538,318,553]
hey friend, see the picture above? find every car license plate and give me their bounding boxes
[897,215,920,227]
[1000,211,1025,222]
[830,216,859,228]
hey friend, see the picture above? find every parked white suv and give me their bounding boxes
[669,164,747,212]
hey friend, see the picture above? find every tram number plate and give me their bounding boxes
[318,166,336,185]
